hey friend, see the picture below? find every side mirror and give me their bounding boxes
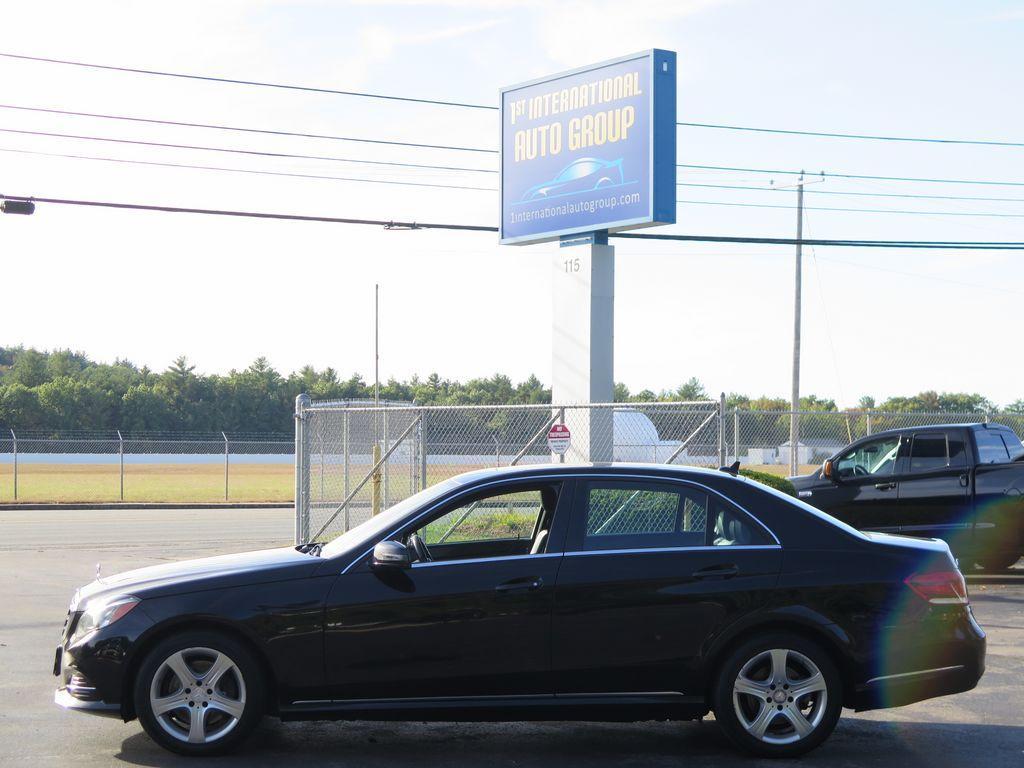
[823,459,835,481]
[372,540,411,569]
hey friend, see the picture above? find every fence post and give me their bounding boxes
[382,409,389,511]
[343,411,350,530]
[10,429,16,501]
[733,409,740,464]
[222,431,229,501]
[718,393,727,467]
[117,430,124,501]
[866,411,872,436]
[294,394,310,544]
[419,412,428,492]
[558,407,566,464]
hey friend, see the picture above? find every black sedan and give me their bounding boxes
[54,464,985,758]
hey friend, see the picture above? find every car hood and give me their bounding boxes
[72,546,318,608]
[789,471,822,489]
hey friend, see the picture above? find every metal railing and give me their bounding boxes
[0,429,293,503]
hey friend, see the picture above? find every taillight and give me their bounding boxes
[904,570,969,605]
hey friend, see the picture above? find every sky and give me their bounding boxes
[1,0,1023,407]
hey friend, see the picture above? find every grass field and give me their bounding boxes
[0,463,293,503]
[0,461,816,504]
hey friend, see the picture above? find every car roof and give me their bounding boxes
[854,422,991,440]
[444,462,737,487]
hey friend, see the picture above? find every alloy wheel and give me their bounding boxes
[148,646,247,745]
[731,647,828,745]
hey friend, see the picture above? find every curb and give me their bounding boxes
[0,502,294,511]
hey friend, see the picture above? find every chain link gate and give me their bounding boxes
[294,398,723,543]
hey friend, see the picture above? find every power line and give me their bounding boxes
[12,143,1024,219]
[0,147,493,192]
[5,52,1023,149]
[5,103,1021,189]
[675,197,1024,219]
[0,126,496,174]
[0,103,497,155]
[6,192,1024,249]
[678,121,1024,149]
[0,52,493,111]
[678,181,1024,204]
[0,194,498,231]
[680,163,1024,188]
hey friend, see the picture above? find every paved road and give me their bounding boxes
[1,508,1021,767]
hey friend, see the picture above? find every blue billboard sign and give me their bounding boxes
[499,49,676,245]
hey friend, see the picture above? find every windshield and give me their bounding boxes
[320,477,463,558]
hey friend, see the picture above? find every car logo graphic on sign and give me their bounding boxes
[547,424,571,455]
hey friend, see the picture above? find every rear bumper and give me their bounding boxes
[852,610,986,711]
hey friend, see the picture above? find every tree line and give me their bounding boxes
[0,346,1020,434]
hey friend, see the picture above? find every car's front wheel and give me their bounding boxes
[134,630,264,756]
[712,632,842,757]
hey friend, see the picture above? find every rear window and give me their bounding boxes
[975,429,1011,464]
[999,430,1024,461]
[909,432,967,473]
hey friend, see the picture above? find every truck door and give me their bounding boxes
[814,434,903,532]
[896,430,971,554]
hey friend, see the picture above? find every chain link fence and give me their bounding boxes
[0,429,293,503]
[294,397,1024,542]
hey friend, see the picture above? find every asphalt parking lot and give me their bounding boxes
[1,507,1021,767]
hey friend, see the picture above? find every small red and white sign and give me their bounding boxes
[547,423,571,455]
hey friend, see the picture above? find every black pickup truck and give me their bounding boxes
[791,422,1024,570]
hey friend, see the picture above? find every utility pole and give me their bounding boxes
[791,174,804,478]
[773,172,823,477]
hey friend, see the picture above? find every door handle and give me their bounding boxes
[874,482,896,491]
[692,564,739,580]
[495,577,543,593]
[959,474,970,488]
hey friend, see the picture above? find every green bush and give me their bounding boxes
[739,469,797,497]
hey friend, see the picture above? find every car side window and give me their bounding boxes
[836,436,900,479]
[909,432,966,473]
[411,484,558,563]
[575,481,769,551]
[975,430,1011,464]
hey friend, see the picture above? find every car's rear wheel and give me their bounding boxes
[712,632,842,757]
[134,630,264,756]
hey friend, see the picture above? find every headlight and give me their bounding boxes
[69,596,140,645]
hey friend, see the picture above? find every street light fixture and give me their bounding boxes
[1,199,35,215]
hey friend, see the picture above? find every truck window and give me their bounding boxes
[908,432,967,473]
[975,430,1011,464]
[836,436,900,478]
[1000,431,1024,461]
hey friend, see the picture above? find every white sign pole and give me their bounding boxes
[552,235,614,463]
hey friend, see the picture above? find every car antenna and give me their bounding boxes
[719,460,741,476]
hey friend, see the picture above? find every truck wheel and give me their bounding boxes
[134,630,264,756]
[712,632,842,758]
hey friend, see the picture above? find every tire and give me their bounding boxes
[712,632,843,758]
[133,630,265,757]
[975,551,1021,571]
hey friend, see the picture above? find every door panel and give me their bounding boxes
[897,431,971,553]
[816,434,905,532]
[322,478,573,701]
[324,555,562,700]
[551,547,782,694]
[551,477,781,695]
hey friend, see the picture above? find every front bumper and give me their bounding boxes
[54,687,121,718]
